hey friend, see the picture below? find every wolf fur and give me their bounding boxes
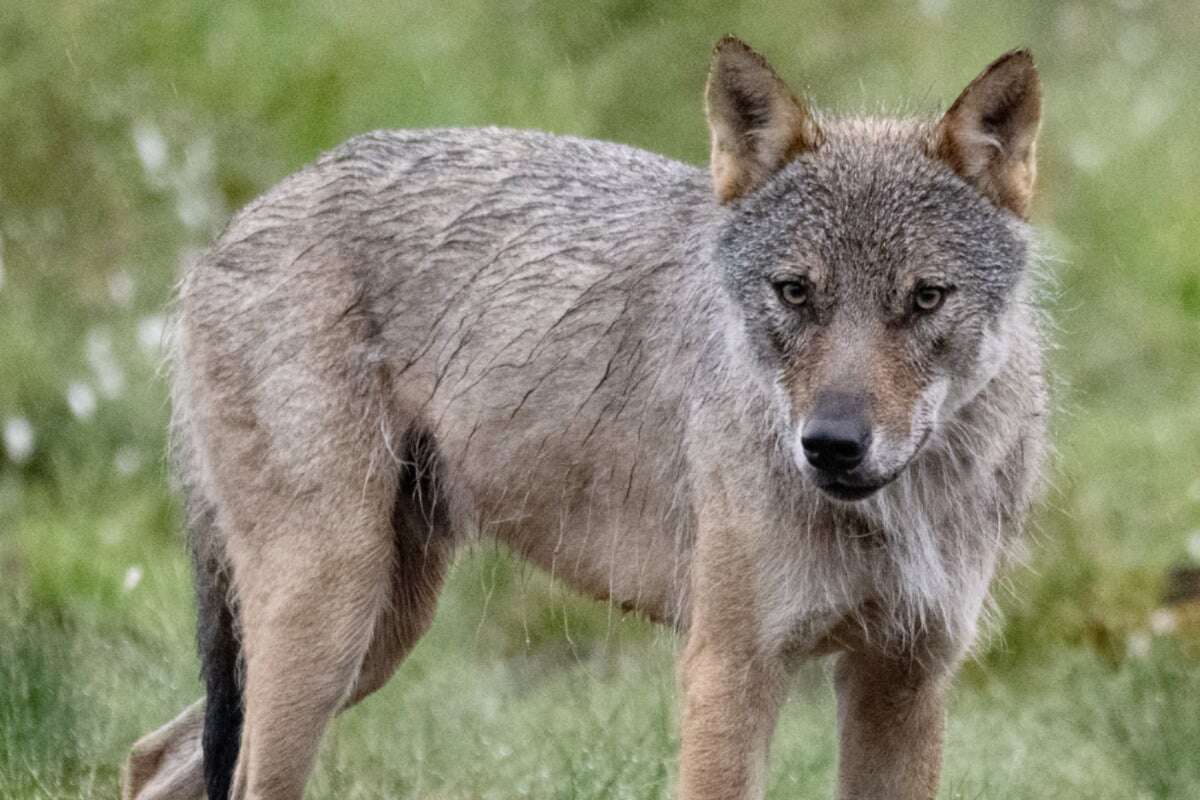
[123,38,1047,800]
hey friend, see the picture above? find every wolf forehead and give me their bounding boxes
[717,118,1030,293]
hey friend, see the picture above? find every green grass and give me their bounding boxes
[2,1,1199,797]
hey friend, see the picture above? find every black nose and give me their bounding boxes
[801,403,871,473]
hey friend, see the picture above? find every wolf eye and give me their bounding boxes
[912,286,948,314]
[775,279,810,307]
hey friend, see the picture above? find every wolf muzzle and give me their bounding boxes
[801,391,871,472]
[800,391,884,501]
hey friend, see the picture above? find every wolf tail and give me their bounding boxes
[192,502,243,800]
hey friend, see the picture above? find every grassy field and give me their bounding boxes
[2,1,1199,797]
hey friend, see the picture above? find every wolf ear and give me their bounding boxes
[705,36,822,204]
[934,49,1042,218]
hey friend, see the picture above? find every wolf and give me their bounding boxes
[123,37,1048,800]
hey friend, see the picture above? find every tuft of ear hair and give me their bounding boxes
[705,36,822,204]
[933,49,1042,218]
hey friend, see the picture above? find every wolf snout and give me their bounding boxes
[800,392,872,473]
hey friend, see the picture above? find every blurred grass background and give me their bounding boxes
[2,1,1199,797]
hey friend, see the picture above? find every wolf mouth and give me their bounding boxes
[814,475,888,502]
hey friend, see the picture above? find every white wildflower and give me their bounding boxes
[1149,608,1177,636]
[123,565,144,592]
[176,193,210,231]
[183,135,215,178]
[114,446,143,476]
[86,328,125,399]
[100,522,123,546]
[133,122,168,176]
[108,270,135,308]
[1126,631,1152,659]
[3,417,34,463]
[1132,91,1171,137]
[66,381,97,421]
[1188,530,1200,562]
[1069,138,1106,174]
[137,315,167,357]
[175,136,218,231]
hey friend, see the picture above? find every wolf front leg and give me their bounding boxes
[676,499,789,800]
[677,631,788,800]
[833,648,951,800]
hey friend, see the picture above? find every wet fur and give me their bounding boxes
[123,41,1047,800]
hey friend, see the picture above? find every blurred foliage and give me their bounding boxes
[1,1,1199,797]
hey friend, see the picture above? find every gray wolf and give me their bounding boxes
[123,37,1048,800]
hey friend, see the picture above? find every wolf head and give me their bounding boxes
[707,38,1041,502]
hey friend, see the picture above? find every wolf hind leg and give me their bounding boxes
[125,524,390,800]
[122,540,447,800]
[221,483,397,800]
[349,525,451,703]
[349,423,455,702]
[122,486,453,800]
[123,700,206,800]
